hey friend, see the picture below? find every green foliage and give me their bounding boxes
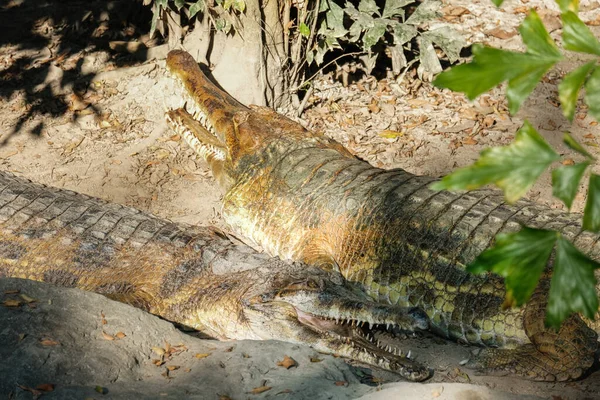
[468,227,557,307]
[434,0,600,327]
[547,236,600,328]
[434,11,562,114]
[310,0,465,78]
[552,162,589,209]
[430,122,559,203]
[558,62,596,121]
[147,0,242,38]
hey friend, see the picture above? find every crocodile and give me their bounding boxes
[0,170,432,381]
[165,49,600,382]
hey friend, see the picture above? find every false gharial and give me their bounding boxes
[165,49,600,382]
[0,170,431,381]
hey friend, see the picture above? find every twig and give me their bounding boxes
[296,84,314,117]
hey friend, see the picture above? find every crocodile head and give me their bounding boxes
[239,265,430,381]
[165,50,352,190]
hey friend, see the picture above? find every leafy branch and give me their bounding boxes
[432,0,600,327]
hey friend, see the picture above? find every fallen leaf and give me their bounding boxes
[102,331,115,341]
[95,385,107,394]
[250,386,272,394]
[335,381,348,386]
[152,359,165,366]
[169,134,181,142]
[562,158,575,165]
[184,368,191,373]
[152,346,166,356]
[225,346,235,352]
[40,338,59,346]
[4,289,19,294]
[101,318,107,325]
[218,395,232,400]
[277,389,293,394]
[36,383,55,392]
[115,332,126,339]
[276,355,297,369]
[195,353,211,359]
[2,299,22,307]
[17,385,42,397]
[166,365,180,371]
[19,294,36,303]
[462,137,478,145]
[378,130,403,139]
[18,333,26,341]
[368,101,380,114]
[485,27,517,39]
[310,356,323,363]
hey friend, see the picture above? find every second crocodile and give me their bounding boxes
[165,50,600,382]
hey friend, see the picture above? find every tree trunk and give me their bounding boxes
[172,0,287,108]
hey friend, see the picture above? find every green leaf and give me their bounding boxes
[405,0,441,25]
[585,67,600,121]
[562,11,600,56]
[382,0,412,18]
[390,22,418,45]
[558,62,596,121]
[506,63,551,114]
[150,3,160,37]
[234,0,245,12]
[546,235,599,328]
[420,26,466,63]
[223,0,233,10]
[174,0,185,9]
[583,174,600,232]
[563,132,595,159]
[468,227,557,306]
[363,23,387,49]
[299,22,310,37]
[433,11,561,112]
[519,10,561,58]
[189,0,205,18]
[358,0,380,15]
[490,0,504,6]
[552,162,589,209]
[555,0,579,13]
[431,121,560,203]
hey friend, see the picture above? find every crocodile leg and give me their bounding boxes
[468,282,598,381]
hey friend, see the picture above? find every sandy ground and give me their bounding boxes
[1,0,600,398]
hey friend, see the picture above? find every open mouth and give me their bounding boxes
[165,107,225,162]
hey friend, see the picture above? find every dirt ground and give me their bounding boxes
[1,0,600,398]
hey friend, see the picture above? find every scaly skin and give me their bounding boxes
[165,49,600,382]
[0,170,431,381]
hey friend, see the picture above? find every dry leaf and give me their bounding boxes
[276,355,297,369]
[562,159,575,165]
[485,27,517,39]
[18,333,26,341]
[152,359,165,366]
[101,318,107,325]
[379,130,403,139]
[40,338,59,346]
[4,289,19,294]
[195,353,211,359]
[184,368,191,373]
[166,365,180,371]
[102,331,115,341]
[36,383,55,392]
[115,332,126,339]
[277,389,293,394]
[19,294,36,303]
[368,101,380,114]
[17,385,42,397]
[462,137,478,145]
[152,346,166,356]
[335,381,348,386]
[218,395,232,400]
[310,356,323,363]
[3,299,22,307]
[225,346,235,352]
[250,386,272,394]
